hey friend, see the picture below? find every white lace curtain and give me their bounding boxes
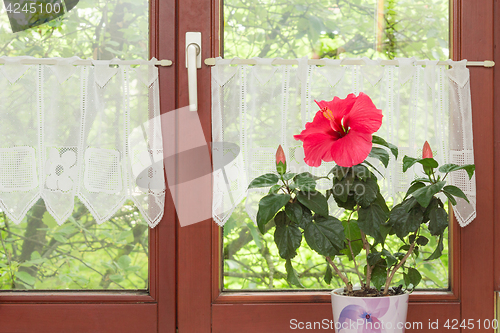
[212,57,476,228]
[0,56,165,228]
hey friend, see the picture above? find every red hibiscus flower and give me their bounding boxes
[294,92,383,167]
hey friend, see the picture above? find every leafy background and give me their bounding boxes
[223,0,450,290]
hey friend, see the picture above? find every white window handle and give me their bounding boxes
[186,32,201,112]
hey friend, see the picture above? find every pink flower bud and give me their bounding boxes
[422,141,433,159]
[276,145,286,175]
[276,145,286,165]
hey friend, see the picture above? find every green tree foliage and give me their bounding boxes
[224,0,448,60]
[0,199,149,290]
[0,0,148,59]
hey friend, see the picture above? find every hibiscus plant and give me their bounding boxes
[248,93,475,296]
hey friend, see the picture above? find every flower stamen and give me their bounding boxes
[322,107,335,121]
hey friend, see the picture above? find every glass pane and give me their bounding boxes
[223,0,450,290]
[0,0,148,59]
[0,0,149,290]
[224,0,448,60]
[0,199,149,290]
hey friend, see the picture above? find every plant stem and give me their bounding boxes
[347,234,363,287]
[326,256,352,292]
[360,231,372,289]
[345,210,363,286]
[383,242,416,295]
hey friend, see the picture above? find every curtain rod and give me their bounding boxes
[0,59,173,66]
[203,58,495,67]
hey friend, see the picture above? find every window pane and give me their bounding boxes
[0,199,148,290]
[223,0,450,290]
[0,0,148,59]
[0,0,149,290]
[224,0,448,60]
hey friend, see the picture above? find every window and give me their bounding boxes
[0,1,175,331]
[0,0,150,291]
[222,0,450,291]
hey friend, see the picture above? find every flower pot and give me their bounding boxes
[331,288,409,333]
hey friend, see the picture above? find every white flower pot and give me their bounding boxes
[331,288,409,333]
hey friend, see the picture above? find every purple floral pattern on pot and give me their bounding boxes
[338,298,389,333]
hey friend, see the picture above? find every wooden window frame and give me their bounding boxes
[177,0,496,332]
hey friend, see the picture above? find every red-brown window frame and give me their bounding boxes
[177,0,496,332]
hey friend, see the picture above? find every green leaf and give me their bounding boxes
[443,185,470,204]
[223,217,237,237]
[109,274,124,283]
[304,216,345,256]
[404,267,422,289]
[16,271,36,285]
[374,192,390,215]
[285,259,304,288]
[297,205,313,229]
[409,234,416,244]
[439,163,475,179]
[117,255,131,270]
[340,220,363,259]
[416,236,429,246]
[380,224,393,243]
[399,244,411,252]
[268,184,282,194]
[403,156,419,172]
[403,156,439,172]
[358,204,387,243]
[324,262,333,285]
[53,233,68,243]
[404,182,426,200]
[367,252,382,266]
[362,160,384,178]
[372,135,398,159]
[42,211,58,228]
[335,194,357,211]
[442,191,457,205]
[426,235,444,260]
[389,198,424,239]
[411,177,432,184]
[368,147,390,168]
[247,222,263,250]
[351,165,372,180]
[293,172,317,191]
[296,191,329,217]
[276,161,286,175]
[248,173,280,189]
[256,193,291,233]
[419,158,439,168]
[371,265,387,290]
[332,177,354,203]
[410,181,446,208]
[428,206,448,236]
[329,165,350,180]
[274,212,302,259]
[282,172,296,181]
[31,251,41,260]
[353,178,379,207]
[285,202,303,224]
[385,254,398,267]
